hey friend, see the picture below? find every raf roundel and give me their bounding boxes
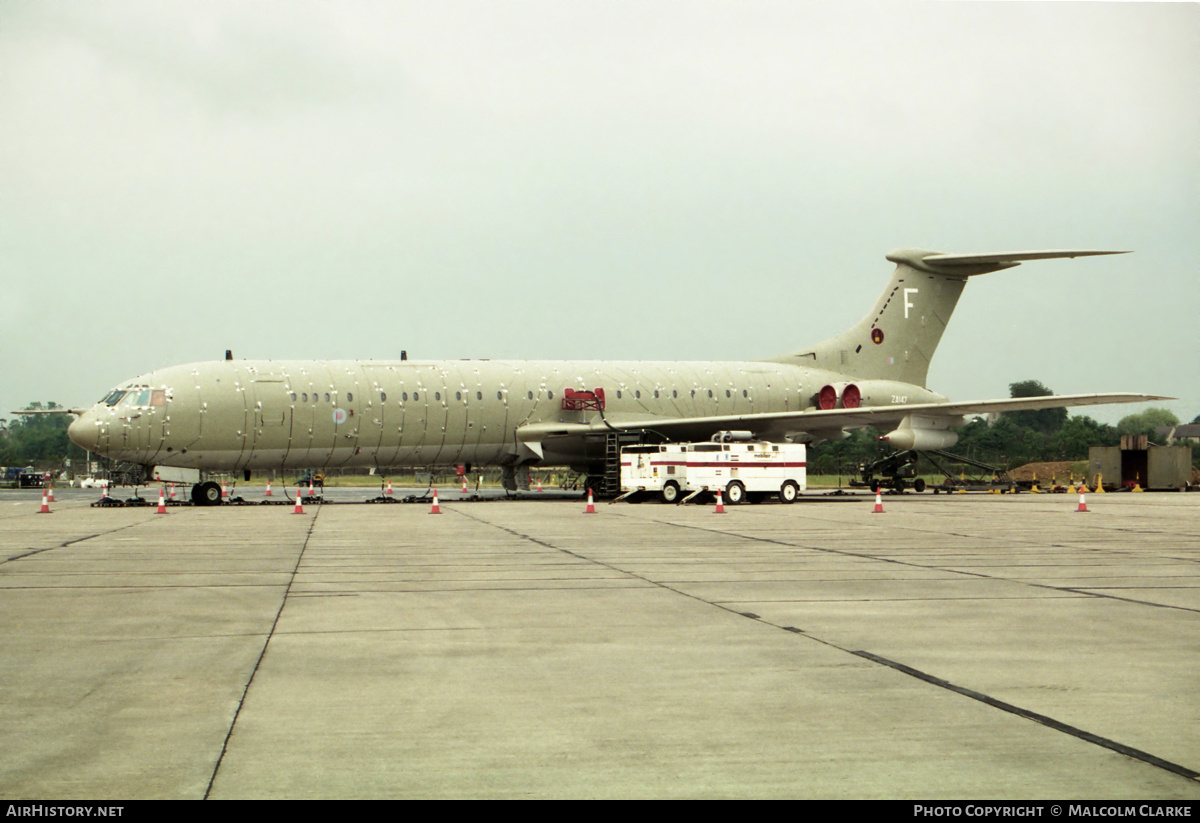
[871,328,885,345]
[333,408,348,425]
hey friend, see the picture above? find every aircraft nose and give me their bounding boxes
[68,413,101,453]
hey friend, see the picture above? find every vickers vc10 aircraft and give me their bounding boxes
[62,248,1167,504]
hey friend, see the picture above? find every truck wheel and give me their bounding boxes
[725,480,746,505]
[661,481,681,504]
[779,480,799,504]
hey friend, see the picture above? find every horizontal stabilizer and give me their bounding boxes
[887,249,1130,277]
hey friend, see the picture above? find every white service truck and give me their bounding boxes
[621,433,806,504]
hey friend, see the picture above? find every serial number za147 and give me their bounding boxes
[892,395,908,404]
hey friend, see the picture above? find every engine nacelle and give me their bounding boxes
[817,382,861,410]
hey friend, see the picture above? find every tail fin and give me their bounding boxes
[773,249,1128,388]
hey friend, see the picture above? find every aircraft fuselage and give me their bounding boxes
[67,358,944,474]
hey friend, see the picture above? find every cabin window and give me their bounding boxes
[435,392,441,402]
[527,391,533,400]
[455,391,461,401]
[743,389,748,398]
[324,393,331,403]
[690,389,695,397]
[635,390,641,399]
[347,392,353,402]
[672,390,678,399]
[497,391,503,400]
[547,390,554,400]
[290,392,297,402]
[654,390,659,399]
[707,390,713,398]
[413,392,419,401]
[402,392,408,401]
[476,391,482,400]
[380,392,386,402]
[725,390,731,398]
[150,390,166,407]
[616,390,622,399]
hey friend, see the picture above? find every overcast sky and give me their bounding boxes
[2,0,1196,428]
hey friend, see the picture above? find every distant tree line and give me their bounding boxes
[809,380,1195,475]
[0,403,75,467]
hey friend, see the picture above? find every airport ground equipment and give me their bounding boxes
[850,448,1015,493]
[620,432,806,504]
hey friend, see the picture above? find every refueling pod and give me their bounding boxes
[878,415,960,451]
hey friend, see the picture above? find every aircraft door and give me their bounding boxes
[247,371,289,469]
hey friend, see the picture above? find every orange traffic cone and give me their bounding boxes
[430,489,441,514]
[385,480,393,496]
[46,482,55,503]
[221,480,228,499]
[38,489,50,514]
[293,491,304,514]
[169,483,177,500]
[873,491,884,514]
[462,477,469,494]
[584,488,596,514]
[1077,491,1089,513]
[264,481,272,497]
[156,488,167,514]
[101,481,109,501]
[536,477,543,492]
[714,489,725,514]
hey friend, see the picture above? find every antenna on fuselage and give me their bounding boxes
[225,349,233,361]
[401,350,407,361]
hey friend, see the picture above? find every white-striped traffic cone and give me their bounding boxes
[873,491,884,514]
[156,488,167,514]
[584,488,596,514]
[430,489,441,514]
[714,489,725,514]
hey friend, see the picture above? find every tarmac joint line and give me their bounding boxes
[853,649,1200,784]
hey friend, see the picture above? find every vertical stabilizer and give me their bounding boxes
[771,249,1127,388]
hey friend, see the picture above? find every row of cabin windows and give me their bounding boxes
[287,387,765,405]
[616,388,753,400]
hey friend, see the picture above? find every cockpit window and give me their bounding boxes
[117,389,155,407]
[102,390,126,406]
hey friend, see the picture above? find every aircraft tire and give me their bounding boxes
[192,481,222,506]
[725,480,746,505]
[913,478,926,493]
[779,480,799,504]
[661,481,681,504]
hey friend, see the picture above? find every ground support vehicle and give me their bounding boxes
[620,435,806,504]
